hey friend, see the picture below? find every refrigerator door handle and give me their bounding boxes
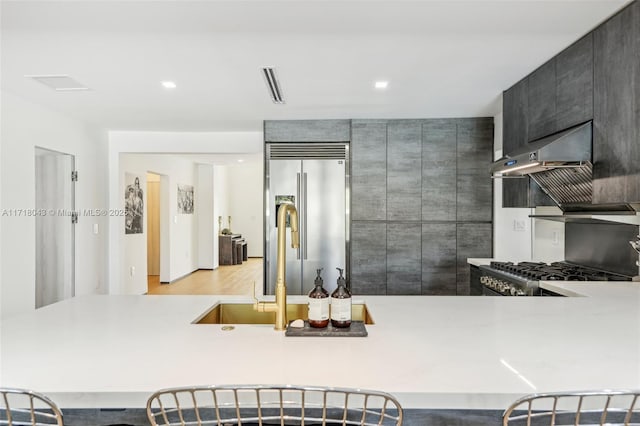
[296,172,301,260]
[303,172,308,260]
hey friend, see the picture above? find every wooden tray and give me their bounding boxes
[285,320,368,337]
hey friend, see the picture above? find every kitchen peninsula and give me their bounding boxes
[2,286,639,425]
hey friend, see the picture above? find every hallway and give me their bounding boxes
[146,258,262,295]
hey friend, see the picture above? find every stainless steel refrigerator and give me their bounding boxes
[265,143,349,295]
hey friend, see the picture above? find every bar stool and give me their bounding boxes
[503,389,640,425]
[0,388,63,426]
[147,384,403,425]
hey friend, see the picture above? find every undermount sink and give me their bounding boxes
[193,303,374,325]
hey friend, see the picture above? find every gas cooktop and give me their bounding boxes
[488,261,631,282]
[478,261,632,296]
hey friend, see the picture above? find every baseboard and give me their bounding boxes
[161,268,199,284]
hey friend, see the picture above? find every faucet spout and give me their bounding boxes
[254,203,299,330]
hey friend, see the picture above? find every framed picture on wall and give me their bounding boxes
[177,184,194,214]
[125,173,143,234]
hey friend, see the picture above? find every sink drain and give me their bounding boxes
[221,326,235,331]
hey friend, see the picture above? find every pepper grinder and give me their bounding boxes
[228,215,232,234]
[218,216,222,235]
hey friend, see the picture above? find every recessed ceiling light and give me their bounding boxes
[161,81,177,89]
[375,81,388,89]
[237,159,245,163]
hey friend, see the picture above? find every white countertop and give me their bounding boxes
[1,287,640,411]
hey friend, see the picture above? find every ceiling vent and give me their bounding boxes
[25,75,90,91]
[261,67,285,104]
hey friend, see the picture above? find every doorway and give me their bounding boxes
[35,147,75,308]
[147,172,161,288]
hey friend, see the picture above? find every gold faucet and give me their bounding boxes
[254,203,299,330]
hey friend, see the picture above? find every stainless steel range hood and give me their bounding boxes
[492,120,640,219]
[491,121,592,177]
[491,121,593,206]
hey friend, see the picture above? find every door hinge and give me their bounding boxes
[71,171,78,182]
[71,211,78,224]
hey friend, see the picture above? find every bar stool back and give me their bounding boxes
[503,389,640,425]
[0,388,63,426]
[147,384,403,425]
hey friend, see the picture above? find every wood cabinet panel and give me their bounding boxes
[503,79,528,156]
[387,223,422,295]
[422,119,457,221]
[351,121,387,220]
[556,34,594,131]
[456,119,493,222]
[264,119,351,142]
[387,121,422,221]
[351,221,387,295]
[528,60,557,141]
[593,2,640,204]
[456,223,492,296]
[421,223,457,295]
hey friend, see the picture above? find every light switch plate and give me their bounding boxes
[513,219,526,232]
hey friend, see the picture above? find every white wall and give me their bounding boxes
[1,91,108,319]
[107,130,262,293]
[492,112,534,261]
[119,154,199,294]
[227,160,263,257]
[197,164,215,269]
[532,206,565,262]
[213,165,230,268]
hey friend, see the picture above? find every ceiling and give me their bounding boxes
[1,0,631,132]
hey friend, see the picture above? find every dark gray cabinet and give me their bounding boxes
[593,1,640,204]
[501,33,593,208]
[527,60,557,141]
[351,121,387,221]
[350,221,387,295]
[503,79,528,155]
[387,223,422,295]
[274,118,494,296]
[502,79,537,208]
[387,121,422,221]
[456,119,493,222]
[469,265,483,296]
[422,223,457,295]
[422,120,456,221]
[456,223,492,295]
[264,120,350,142]
[556,34,593,131]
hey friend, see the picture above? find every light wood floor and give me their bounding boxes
[146,258,262,295]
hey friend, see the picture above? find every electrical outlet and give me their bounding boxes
[93,223,99,235]
[513,220,526,232]
[130,266,135,277]
[552,231,560,246]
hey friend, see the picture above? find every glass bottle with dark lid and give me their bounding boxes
[307,268,329,328]
[330,267,351,328]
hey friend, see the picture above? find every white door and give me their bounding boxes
[35,147,75,308]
